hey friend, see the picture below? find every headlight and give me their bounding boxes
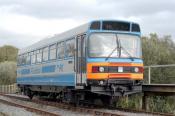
[99,80,104,85]
[134,67,139,72]
[99,67,105,72]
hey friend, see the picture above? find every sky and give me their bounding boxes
[0,0,175,48]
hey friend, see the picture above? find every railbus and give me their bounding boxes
[17,20,143,105]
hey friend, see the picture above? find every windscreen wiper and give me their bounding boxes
[118,38,134,61]
[105,35,120,61]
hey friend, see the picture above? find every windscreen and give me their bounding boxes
[89,33,141,58]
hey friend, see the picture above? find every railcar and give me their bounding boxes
[17,20,143,105]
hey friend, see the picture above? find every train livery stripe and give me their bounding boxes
[87,73,143,80]
[87,62,143,73]
[87,62,143,80]
[42,65,56,73]
[21,69,30,75]
[17,73,75,86]
[87,58,143,63]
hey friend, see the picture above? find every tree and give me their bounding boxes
[0,45,18,62]
[0,61,17,85]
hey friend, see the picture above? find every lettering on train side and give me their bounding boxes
[57,63,64,72]
[31,67,41,74]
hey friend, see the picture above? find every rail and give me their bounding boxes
[1,93,174,116]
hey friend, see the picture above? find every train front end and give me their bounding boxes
[86,20,143,96]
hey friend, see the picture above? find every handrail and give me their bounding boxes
[144,64,175,84]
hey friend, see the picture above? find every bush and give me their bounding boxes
[0,61,17,85]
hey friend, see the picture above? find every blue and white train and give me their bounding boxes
[17,20,143,105]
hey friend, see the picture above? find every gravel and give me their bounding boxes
[0,95,161,116]
[0,102,39,116]
[0,96,91,116]
[95,108,160,116]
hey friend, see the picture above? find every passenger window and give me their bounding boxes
[57,42,64,59]
[26,52,31,65]
[21,54,27,65]
[43,47,49,61]
[49,44,57,60]
[17,55,22,65]
[66,39,75,57]
[36,49,42,63]
[31,51,36,64]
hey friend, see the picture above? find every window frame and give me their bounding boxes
[31,51,36,64]
[49,43,57,60]
[36,49,42,63]
[42,46,49,62]
[26,52,31,65]
[65,38,75,58]
[57,41,65,60]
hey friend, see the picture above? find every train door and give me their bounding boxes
[75,34,86,89]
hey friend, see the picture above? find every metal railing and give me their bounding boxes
[144,64,175,84]
[0,83,17,94]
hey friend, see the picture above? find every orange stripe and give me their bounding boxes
[87,62,143,73]
[87,62,143,80]
[87,73,143,80]
[109,73,131,77]
[87,73,108,80]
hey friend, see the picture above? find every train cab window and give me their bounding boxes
[132,23,140,32]
[66,39,75,57]
[43,47,49,61]
[90,21,100,30]
[36,49,42,63]
[26,52,31,65]
[57,42,64,59]
[49,44,57,60]
[102,21,130,31]
[31,51,36,64]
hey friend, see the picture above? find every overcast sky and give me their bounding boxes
[0,0,175,48]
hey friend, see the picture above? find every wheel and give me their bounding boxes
[26,88,34,99]
[101,95,118,108]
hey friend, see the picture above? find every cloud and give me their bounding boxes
[1,0,175,19]
[0,0,175,48]
[0,28,39,48]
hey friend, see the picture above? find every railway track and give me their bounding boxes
[0,95,60,116]
[0,93,174,116]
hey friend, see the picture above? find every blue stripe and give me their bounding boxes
[42,65,56,73]
[21,69,30,75]
[87,58,143,63]
[17,73,75,86]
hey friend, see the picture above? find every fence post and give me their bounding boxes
[148,67,151,84]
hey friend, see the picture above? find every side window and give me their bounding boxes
[21,54,27,65]
[17,55,22,65]
[43,47,49,61]
[57,42,64,59]
[26,52,31,65]
[90,21,101,30]
[66,39,75,57]
[49,44,57,60]
[31,51,36,64]
[36,49,42,63]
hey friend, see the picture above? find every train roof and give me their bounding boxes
[19,23,89,55]
[18,20,139,55]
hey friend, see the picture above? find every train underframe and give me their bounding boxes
[18,78,142,106]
